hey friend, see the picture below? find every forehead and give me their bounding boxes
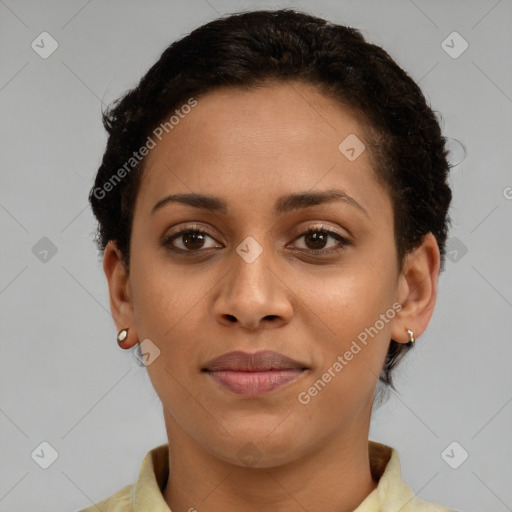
[145,81,364,166]
[136,81,390,219]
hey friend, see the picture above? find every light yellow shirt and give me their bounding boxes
[78,440,456,511]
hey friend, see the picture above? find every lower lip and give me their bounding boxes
[205,369,306,396]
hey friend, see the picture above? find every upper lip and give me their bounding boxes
[202,350,309,372]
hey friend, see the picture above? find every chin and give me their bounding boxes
[207,426,311,469]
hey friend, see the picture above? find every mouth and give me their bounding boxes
[202,350,309,396]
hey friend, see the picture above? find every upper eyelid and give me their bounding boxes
[165,223,350,247]
[165,221,348,237]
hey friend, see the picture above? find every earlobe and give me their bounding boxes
[391,233,441,344]
[103,241,138,347]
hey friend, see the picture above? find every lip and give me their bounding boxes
[202,350,309,396]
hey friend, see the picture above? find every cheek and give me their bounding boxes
[301,263,395,335]
[296,279,393,419]
[130,247,207,336]
[298,261,396,385]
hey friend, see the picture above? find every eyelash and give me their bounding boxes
[162,223,351,257]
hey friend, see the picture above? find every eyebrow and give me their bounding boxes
[151,189,369,218]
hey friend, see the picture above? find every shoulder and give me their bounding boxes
[368,441,459,512]
[74,443,170,512]
[380,476,457,512]
[404,494,459,512]
[75,483,133,512]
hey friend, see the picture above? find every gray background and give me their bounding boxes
[1,0,511,511]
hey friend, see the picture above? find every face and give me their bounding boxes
[108,81,431,468]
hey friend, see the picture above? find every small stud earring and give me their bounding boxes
[117,328,129,349]
[406,328,415,348]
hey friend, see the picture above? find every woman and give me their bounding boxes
[82,8,456,512]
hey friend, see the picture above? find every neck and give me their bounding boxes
[162,411,378,512]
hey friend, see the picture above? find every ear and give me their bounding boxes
[391,233,441,344]
[103,240,139,348]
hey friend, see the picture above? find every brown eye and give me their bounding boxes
[290,227,350,255]
[163,229,220,253]
[304,230,329,250]
[180,231,207,250]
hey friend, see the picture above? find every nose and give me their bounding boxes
[212,242,293,331]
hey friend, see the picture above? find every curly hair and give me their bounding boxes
[89,8,452,390]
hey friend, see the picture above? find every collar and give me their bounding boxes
[130,440,450,511]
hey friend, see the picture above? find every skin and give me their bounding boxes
[103,81,440,512]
